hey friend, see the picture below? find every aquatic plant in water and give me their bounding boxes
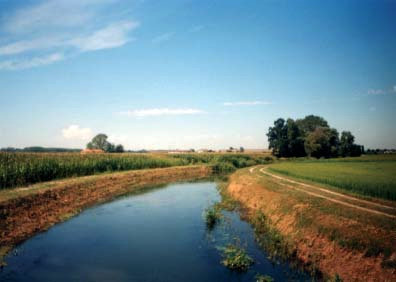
[204,205,221,229]
[255,274,274,282]
[221,244,254,272]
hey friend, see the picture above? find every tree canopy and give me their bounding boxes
[267,115,363,158]
[86,134,124,153]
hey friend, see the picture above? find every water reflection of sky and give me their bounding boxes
[1,182,309,282]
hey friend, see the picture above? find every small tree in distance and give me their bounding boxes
[86,134,124,153]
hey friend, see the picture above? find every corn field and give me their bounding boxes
[0,153,187,189]
[0,152,273,189]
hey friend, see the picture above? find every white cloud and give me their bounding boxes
[119,108,205,117]
[0,53,64,70]
[190,25,204,32]
[0,37,63,56]
[0,21,138,57]
[152,32,175,43]
[366,85,396,96]
[223,101,272,106]
[367,89,385,96]
[70,21,139,51]
[3,0,111,34]
[62,125,92,140]
[0,1,138,70]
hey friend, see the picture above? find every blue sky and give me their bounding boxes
[0,0,395,150]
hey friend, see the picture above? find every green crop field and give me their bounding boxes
[0,153,187,189]
[268,155,396,201]
[0,152,273,190]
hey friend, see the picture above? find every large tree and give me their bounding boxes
[340,131,362,157]
[286,118,306,157]
[329,128,340,157]
[296,115,329,136]
[87,134,109,151]
[304,127,333,158]
[267,115,361,158]
[267,118,289,157]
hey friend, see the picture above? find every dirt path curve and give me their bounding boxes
[249,166,396,219]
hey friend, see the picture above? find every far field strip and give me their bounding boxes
[259,168,396,211]
[249,166,396,219]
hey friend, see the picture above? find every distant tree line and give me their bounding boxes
[86,134,124,153]
[267,115,364,158]
[0,147,81,153]
[365,148,396,154]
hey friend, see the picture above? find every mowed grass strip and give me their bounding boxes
[268,155,396,201]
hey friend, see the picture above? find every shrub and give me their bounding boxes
[212,162,236,174]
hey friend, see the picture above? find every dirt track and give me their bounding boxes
[249,167,396,219]
[229,166,396,282]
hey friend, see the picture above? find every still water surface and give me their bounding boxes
[0,182,309,281]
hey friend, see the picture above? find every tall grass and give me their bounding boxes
[170,153,273,173]
[268,157,396,200]
[0,152,273,189]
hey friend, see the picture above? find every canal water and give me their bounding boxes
[0,181,309,281]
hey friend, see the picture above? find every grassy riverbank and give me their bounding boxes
[225,160,396,281]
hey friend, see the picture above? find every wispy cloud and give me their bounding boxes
[366,85,396,96]
[0,1,138,70]
[70,21,139,52]
[190,25,204,32]
[0,21,139,57]
[3,0,111,34]
[0,37,63,56]
[0,53,64,70]
[223,101,272,106]
[152,32,175,43]
[119,108,204,117]
[367,89,385,96]
[62,125,92,140]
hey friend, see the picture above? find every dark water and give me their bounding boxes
[0,182,309,282]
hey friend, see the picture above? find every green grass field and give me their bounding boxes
[268,155,396,201]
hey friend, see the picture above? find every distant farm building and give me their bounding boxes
[80,149,104,154]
